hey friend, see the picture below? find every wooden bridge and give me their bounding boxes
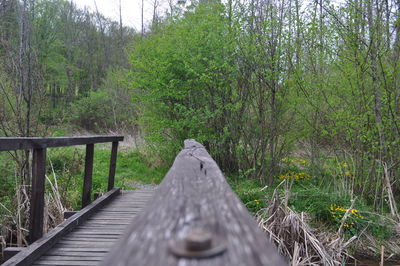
[0,137,286,266]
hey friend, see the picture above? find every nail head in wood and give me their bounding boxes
[169,229,226,259]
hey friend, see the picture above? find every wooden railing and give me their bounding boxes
[0,136,124,244]
[101,139,286,266]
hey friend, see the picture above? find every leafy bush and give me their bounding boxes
[70,90,114,132]
[69,68,137,133]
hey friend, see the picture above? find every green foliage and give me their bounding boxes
[228,177,269,213]
[69,91,113,132]
[68,68,137,132]
[0,153,16,207]
[289,186,352,223]
[130,1,239,165]
[99,67,137,130]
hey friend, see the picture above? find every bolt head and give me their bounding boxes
[185,230,212,251]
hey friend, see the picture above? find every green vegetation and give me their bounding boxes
[1,0,400,264]
[44,146,166,209]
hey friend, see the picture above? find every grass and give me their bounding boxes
[46,145,167,209]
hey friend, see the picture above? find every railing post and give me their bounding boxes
[82,144,94,208]
[30,148,46,244]
[108,141,119,191]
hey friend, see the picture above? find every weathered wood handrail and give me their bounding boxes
[102,139,287,266]
[0,136,123,151]
[0,135,123,244]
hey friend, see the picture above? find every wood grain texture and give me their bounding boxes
[107,141,119,191]
[2,188,121,266]
[30,148,46,243]
[82,144,94,208]
[0,136,123,151]
[101,140,287,266]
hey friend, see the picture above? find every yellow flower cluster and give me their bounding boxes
[278,170,311,181]
[254,199,260,205]
[281,157,308,165]
[330,204,364,229]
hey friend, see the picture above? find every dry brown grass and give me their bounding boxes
[256,182,356,266]
[1,158,66,255]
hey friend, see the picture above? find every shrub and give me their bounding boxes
[70,90,114,132]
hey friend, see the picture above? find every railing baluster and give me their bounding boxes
[108,141,119,191]
[30,148,46,244]
[82,144,94,208]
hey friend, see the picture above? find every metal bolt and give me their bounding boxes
[169,229,226,258]
[185,230,212,251]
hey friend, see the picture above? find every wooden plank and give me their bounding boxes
[107,141,118,191]
[85,221,132,224]
[63,235,119,240]
[87,217,133,220]
[59,238,116,242]
[2,188,121,266]
[54,243,113,248]
[82,144,94,208]
[69,230,122,235]
[44,248,110,252]
[88,213,137,216]
[33,260,99,265]
[58,238,117,242]
[98,207,143,211]
[93,212,138,216]
[0,136,124,151]
[45,251,107,257]
[103,202,152,206]
[38,256,104,261]
[74,228,124,231]
[30,148,46,243]
[101,140,287,266]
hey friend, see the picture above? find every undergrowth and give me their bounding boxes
[228,155,399,263]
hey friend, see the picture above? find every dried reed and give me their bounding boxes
[256,182,355,265]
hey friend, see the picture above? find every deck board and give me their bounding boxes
[31,189,154,265]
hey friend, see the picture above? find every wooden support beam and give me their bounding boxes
[82,144,94,208]
[30,148,46,244]
[108,141,119,191]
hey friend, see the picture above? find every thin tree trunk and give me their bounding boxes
[367,0,386,157]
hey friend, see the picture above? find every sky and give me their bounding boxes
[70,0,160,31]
[70,0,346,31]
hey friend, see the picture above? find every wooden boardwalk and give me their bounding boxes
[32,189,154,266]
[1,137,286,266]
